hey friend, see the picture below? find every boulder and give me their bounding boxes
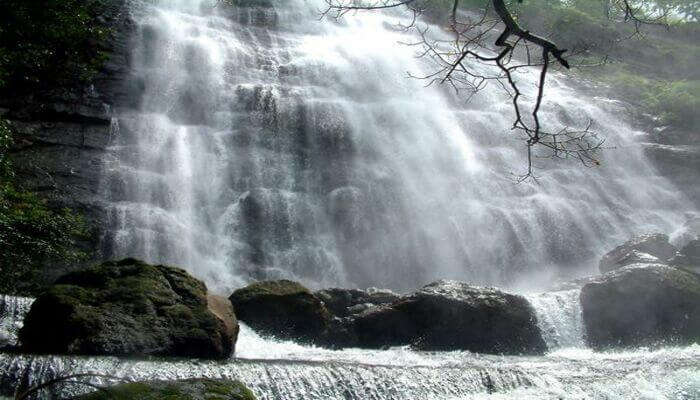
[207,294,240,350]
[229,280,331,343]
[19,259,237,359]
[314,287,400,318]
[343,280,546,354]
[581,263,700,349]
[599,233,677,273]
[73,379,256,400]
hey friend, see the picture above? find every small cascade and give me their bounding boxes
[527,290,586,350]
[1,343,698,399]
[0,296,34,349]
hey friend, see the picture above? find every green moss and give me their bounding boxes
[75,379,256,400]
[19,259,234,359]
[0,120,89,295]
[232,279,311,302]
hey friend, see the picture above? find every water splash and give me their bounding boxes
[527,290,585,350]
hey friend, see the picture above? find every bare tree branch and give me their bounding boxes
[320,0,661,179]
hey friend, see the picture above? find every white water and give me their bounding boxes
[0,296,33,349]
[1,325,698,399]
[526,290,586,349]
[99,0,694,294]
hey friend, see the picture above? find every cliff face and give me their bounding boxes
[641,129,700,210]
[0,0,133,280]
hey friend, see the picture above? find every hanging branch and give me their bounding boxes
[319,0,669,179]
[14,371,128,400]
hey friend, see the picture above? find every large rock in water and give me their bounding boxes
[73,379,256,400]
[581,263,700,349]
[598,233,677,273]
[229,280,331,343]
[19,259,237,359]
[347,280,546,354]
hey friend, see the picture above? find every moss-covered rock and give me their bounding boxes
[229,280,330,343]
[73,378,256,400]
[19,259,237,359]
[581,263,700,349]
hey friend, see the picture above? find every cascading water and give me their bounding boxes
[99,0,693,293]
[1,321,699,399]
[0,296,32,349]
[526,290,585,349]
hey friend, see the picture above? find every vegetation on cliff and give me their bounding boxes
[0,0,114,295]
[0,0,110,95]
[0,120,87,295]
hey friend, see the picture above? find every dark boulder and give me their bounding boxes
[73,378,256,400]
[19,259,237,359]
[599,233,677,273]
[581,263,700,349]
[314,287,400,318]
[344,280,546,354]
[229,280,331,343]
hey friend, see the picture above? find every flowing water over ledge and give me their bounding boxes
[1,295,698,399]
[1,332,698,399]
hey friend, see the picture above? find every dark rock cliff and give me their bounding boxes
[0,0,134,281]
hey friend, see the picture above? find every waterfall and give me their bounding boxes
[100,0,693,293]
[527,290,586,350]
[0,296,33,349]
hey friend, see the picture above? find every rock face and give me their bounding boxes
[19,259,237,359]
[73,379,256,400]
[581,263,700,349]
[344,281,546,354]
[670,239,700,273]
[229,280,331,343]
[314,287,400,318]
[599,233,677,273]
[643,143,700,210]
[1,0,134,284]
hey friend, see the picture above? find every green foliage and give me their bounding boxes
[0,120,87,295]
[603,70,700,128]
[644,80,700,127]
[0,0,110,93]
